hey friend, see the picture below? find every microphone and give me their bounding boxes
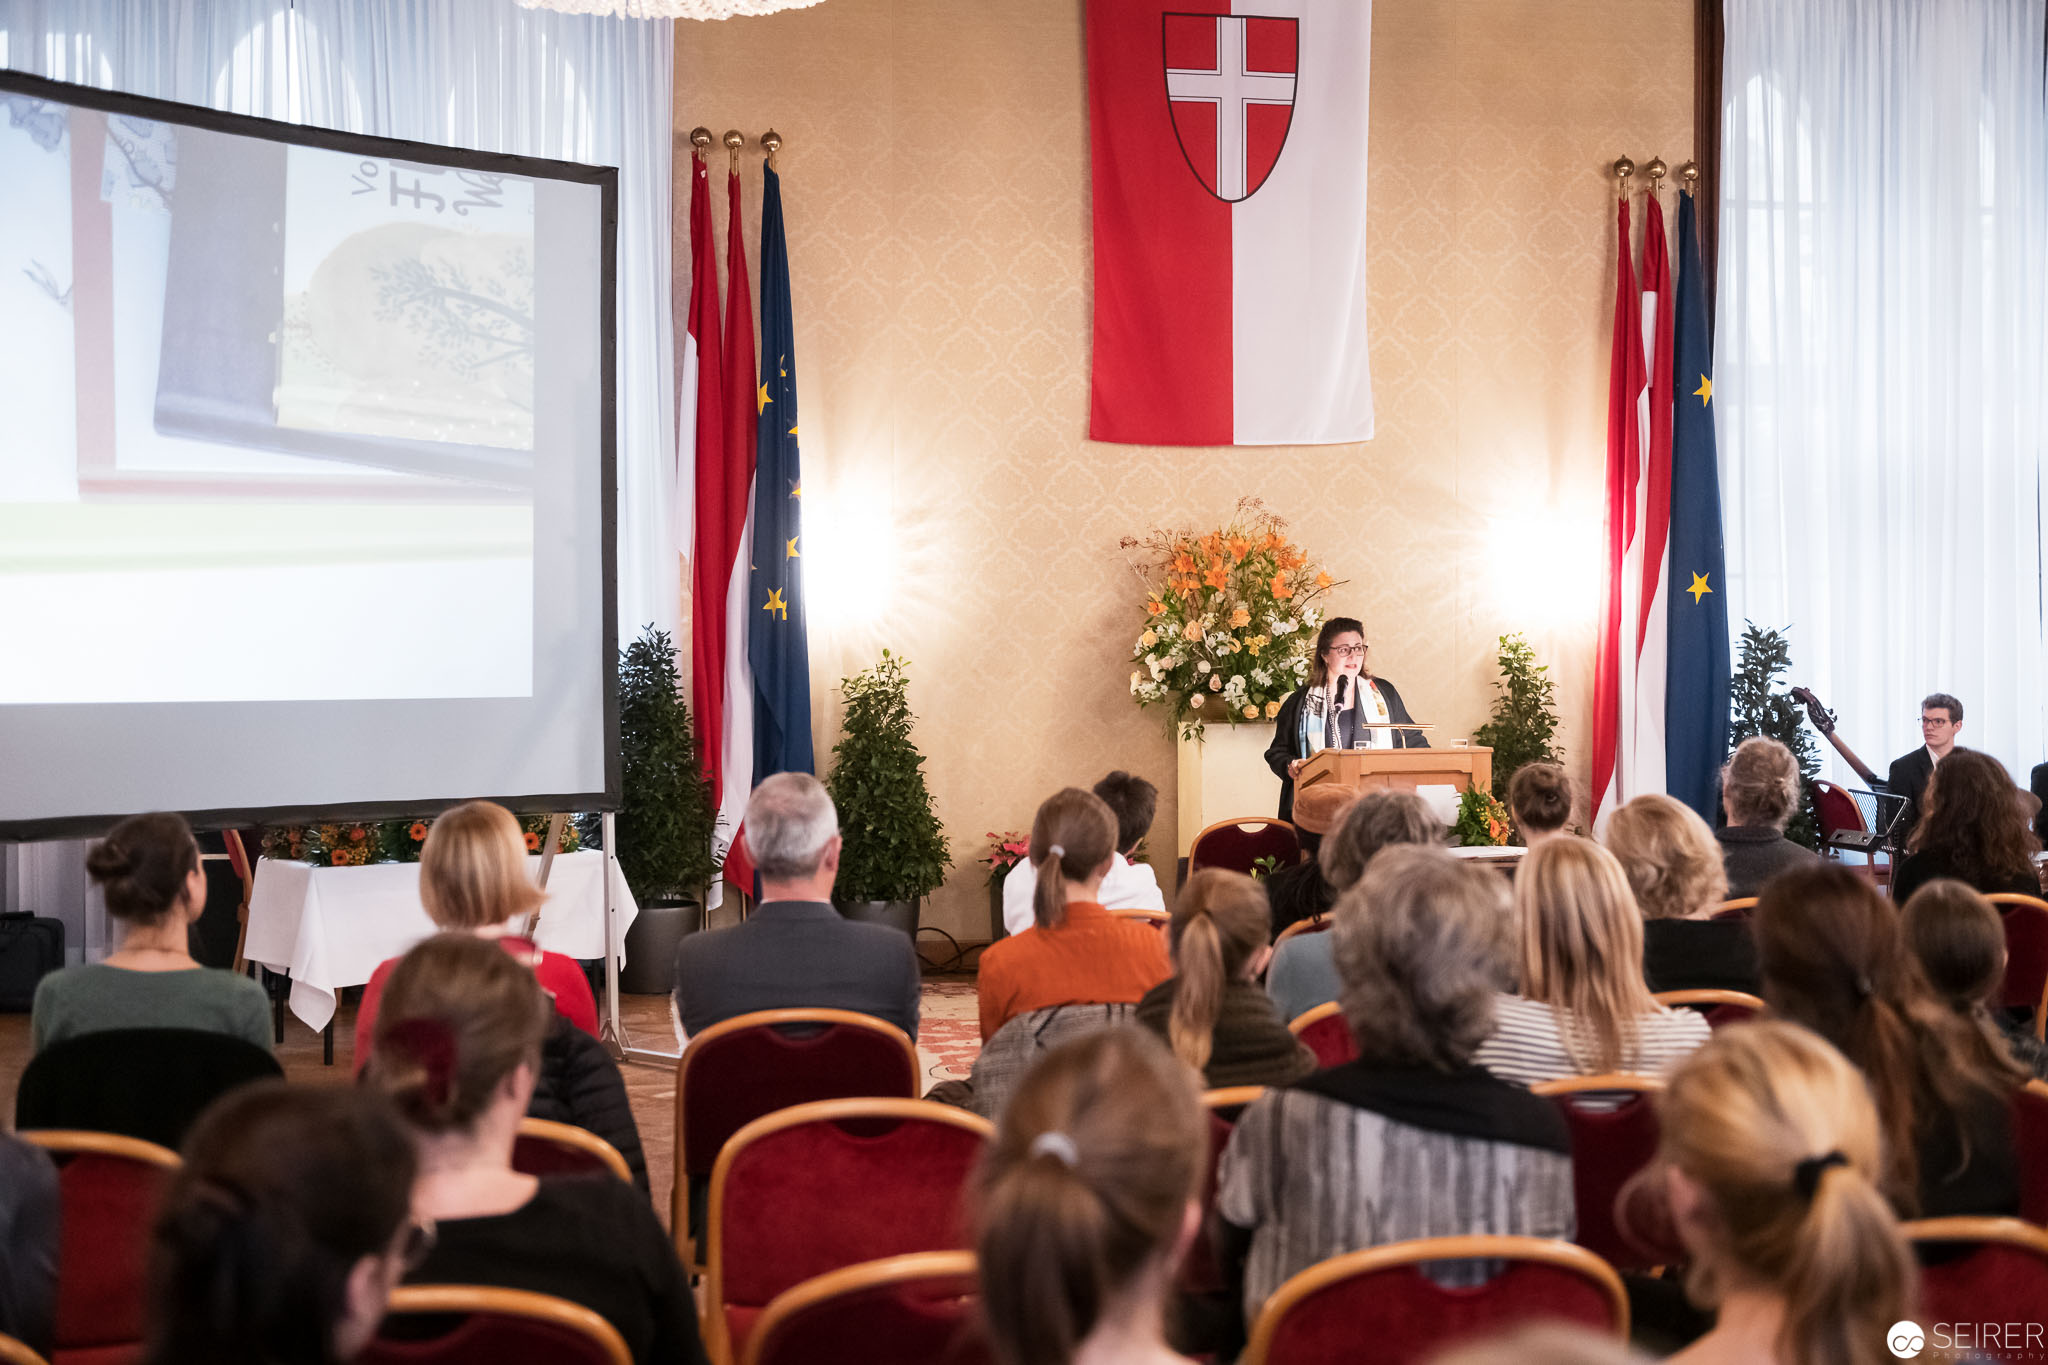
[1334,674,1351,709]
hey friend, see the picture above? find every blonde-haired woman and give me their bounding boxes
[1606,794,1758,996]
[1658,1022,1914,1365]
[1136,870,1314,1089]
[1716,738,1819,897]
[1474,837,1708,1097]
[976,788,1171,1042]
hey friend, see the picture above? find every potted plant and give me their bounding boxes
[1729,622,1823,850]
[594,625,716,992]
[1472,632,1564,803]
[979,831,1030,941]
[825,651,950,937]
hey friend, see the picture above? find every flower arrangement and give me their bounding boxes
[258,814,580,867]
[1120,499,1343,736]
[980,831,1031,888]
[1451,787,1512,848]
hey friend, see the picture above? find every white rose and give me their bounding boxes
[1209,674,1223,691]
[1140,629,1157,647]
[1197,660,1212,674]
[1190,693,1205,708]
[1130,670,1142,693]
[1231,675,1246,689]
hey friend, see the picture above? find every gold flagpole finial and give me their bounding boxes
[761,129,782,169]
[723,129,744,175]
[1613,156,1636,201]
[1645,157,1668,196]
[689,126,713,159]
[1679,159,1700,196]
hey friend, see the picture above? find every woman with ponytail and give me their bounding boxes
[143,1083,419,1365]
[1136,870,1313,1088]
[33,811,270,1053]
[1657,1022,1915,1365]
[976,789,1171,1042]
[366,934,705,1365]
[973,1027,1208,1365]
[1754,865,2021,1217]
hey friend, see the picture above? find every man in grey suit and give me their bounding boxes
[672,773,921,1042]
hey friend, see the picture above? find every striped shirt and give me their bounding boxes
[1215,1087,1575,1321]
[1473,993,1710,1106]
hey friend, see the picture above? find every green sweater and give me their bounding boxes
[30,963,273,1054]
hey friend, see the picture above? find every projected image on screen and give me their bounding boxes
[0,74,612,834]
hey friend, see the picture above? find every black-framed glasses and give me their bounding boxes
[1325,644,1367,658]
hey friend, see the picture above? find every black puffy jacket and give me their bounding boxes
[526,1015,650,1196]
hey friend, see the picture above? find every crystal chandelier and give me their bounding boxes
[516,0,828,17]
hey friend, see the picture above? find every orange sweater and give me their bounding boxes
[976,902,1172,1041]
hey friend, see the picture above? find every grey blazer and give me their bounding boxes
[672,900,922,1042]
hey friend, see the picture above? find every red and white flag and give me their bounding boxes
[1087,0,1373,446]
[1592,195,1676,827]
[715,168,760,894]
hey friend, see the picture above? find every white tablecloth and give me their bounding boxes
[243,850,638,1032]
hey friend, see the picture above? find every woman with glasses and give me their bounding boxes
[366,934,706,1365]
[144,1082,426,1365]
[1263,616,1428,822]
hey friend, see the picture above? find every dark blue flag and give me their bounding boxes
[1664,191,1731,819]
[747,164,815,777]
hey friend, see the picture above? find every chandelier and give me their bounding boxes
[516,0,828,17]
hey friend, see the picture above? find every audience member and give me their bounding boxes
[1265,790,1441,1022]
[1218,847,1573,1329]
[1136,870,1314,1089]
[1713,738,1819,897]
[1261,781,1356,937]
[977,788,1171,1042]
[354,800,597,1062]
[32,812,270,1053]
[351,800,643,1190]
[1606,794,1758,996]
[0,1134,57,1358]
[1475,837,1710,1096]
[1754,865,2021,1216]
[368,935,706,1365]
[1507,762,1574,848]
[1656,1022,1915,1365]
[673,773,921,1040]
[1902,878,2048,1078]
[1002,771,1165,937]
[1891,748,2041,903]
[973,1027,1207,1365]
[142,1083,419,1365]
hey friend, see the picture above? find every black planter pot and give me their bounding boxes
[618,897,702,995]
[835,898,919,937]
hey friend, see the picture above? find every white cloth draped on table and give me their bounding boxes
[1716,0,2048,781]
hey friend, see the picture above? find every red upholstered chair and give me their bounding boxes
[361,1285,630,1365]
[1287,1002,1357,1069]
[18,1130,181,1365]
[512,1118,631,1184]
[1111,908,1171,933]
[1179,1089,1267,1299]
[1271,916,1331,951]
[2012,1080,2048,1226]
[705,1098,994,1365]
[0,1334,52,1365]
[1239,1236,1630,1365]
[1530,1075,1667,1274]
[1905,1217,2048,1342]
[1709,897,1757,922]
[1985,895,2048,1032]
[672,1009,921,1263]
[1190,819,1301,878]
[741,1252,987,1365]
[1652,989,1765,1030]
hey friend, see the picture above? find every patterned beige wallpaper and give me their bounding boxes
[673,0,1694,939]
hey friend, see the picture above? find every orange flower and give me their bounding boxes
[349,826,366,843]
[1172,552,1197,575]
[1203,565,1230,590]
[1315,571,1333,590]
[1271,572,1295,600]
[1242,704,1259,718]
[1260,533,1280,550]
[1183,619,1205,641]
[1227,535,1252,562]
[330,851,349,866]
[1230,606,1251,628]
[409,822,428,840]
[1199,533,1222,557]
[524,831,541,851]
[1146,598,1167,617]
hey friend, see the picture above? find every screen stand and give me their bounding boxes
[596,810,683,1067]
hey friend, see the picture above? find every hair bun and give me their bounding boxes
[86,839,134,881]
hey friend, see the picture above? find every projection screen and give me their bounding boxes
[0,71,618,840]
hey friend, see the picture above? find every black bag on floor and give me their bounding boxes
[0,912,66,1012]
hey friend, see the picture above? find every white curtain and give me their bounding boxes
[1717,0,2048,788]
[0,0,676,941]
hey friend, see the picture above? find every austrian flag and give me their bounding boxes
[1088,0,1374,447]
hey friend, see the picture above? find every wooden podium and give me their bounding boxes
[1296,745,1493,800]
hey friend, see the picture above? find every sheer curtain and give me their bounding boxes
[0,0,676,945]
[1717,0,2048,785]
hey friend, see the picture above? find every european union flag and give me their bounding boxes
[747,164,815,777]
[1664,191,1731,819]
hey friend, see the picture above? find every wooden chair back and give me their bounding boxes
[363,1285,632,1365]
[1287,1001,1356,1068]
[742,1252,985,1365]
[513,1118,632,1185]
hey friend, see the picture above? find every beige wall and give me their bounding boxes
[674,0,1693,939]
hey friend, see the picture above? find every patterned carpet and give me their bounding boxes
[916,980,982,1090]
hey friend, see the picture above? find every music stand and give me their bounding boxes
[1829,787,1911,857]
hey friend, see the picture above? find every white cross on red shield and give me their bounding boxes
[1162,13,1299,203]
